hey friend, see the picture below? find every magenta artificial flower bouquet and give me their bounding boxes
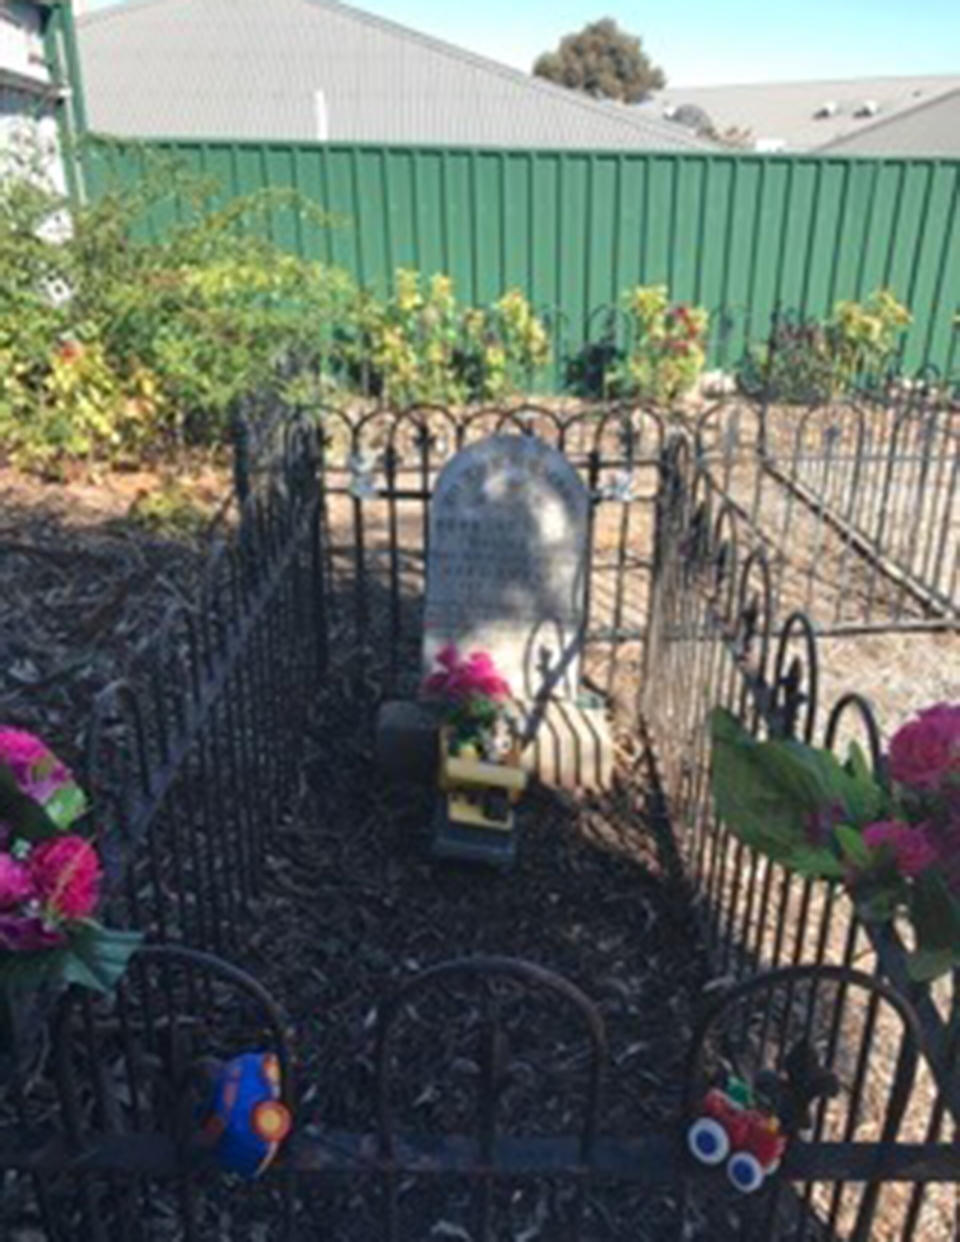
[421,645,516,760]
[0,726,141,997]
[710,703,960,981]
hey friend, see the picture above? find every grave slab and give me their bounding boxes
[423,435,590,702]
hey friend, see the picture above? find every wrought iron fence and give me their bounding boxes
[293,401,667,706]
[2,405,959,1242]
[691,384,960,634]
[81,435,325,961]
[643,435,959,1241]
[10,940,957,1242]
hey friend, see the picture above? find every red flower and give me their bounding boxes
[888,704,960,793]
[29,836,102,921]
[863,820,940,878]
[56,340,84,365]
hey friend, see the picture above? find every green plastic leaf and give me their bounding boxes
[44,782,88,831]
[709,710,811,859]
[852,885,901,924]
[835,825,873,868]
[845,739,872,784]
[1,925,142,998]
[838,744,888,825]
[906,947,958,983]
[709,709,892,879]
[59,924,144,994]
[909,873,960,955]
[0,764,61,842]
[789,846,847,880]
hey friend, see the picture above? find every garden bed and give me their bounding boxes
[229,689,706,1239]
[0,464,228,767]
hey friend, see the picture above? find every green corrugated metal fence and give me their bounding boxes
[84,139,960,381]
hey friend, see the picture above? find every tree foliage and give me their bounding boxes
[533,18,665,103]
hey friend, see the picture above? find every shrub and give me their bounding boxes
[740,317,836,405]
[0,143,356,471]
[357,270,465,406]
[460,288,551,401]
[355,271,551,406]
[829,288,912,389]
[741,290,912,404]
[613,286,708,406]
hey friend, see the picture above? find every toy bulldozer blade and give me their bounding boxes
[432,728,528,868]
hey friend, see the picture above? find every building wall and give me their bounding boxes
[0,1,82,195]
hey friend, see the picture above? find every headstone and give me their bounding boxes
[423,435,590,702]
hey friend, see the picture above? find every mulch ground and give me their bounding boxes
[1,464,715,1240]
[0,464,226,767]
[230,688,708,1240]
[5,446,953,1240]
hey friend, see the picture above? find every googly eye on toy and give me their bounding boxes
[198,1052,293,1181]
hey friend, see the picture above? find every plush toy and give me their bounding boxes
[200,1052,292,1180]
[687,1042,838,1194]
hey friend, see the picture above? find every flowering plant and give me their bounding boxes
[614,285,708,407]
[421,646,516,761]
[710,703,960,982]
[0,727,141,995]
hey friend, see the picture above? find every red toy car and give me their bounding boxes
[687,1080,787,1194]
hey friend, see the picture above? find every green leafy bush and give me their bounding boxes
[354,270,550,406]
[613,285,709,406]
[741,290,912,404]
[829,289,912,390]
[1,140,554,473]
[740,319,836,405]
[0,144,356,472]
[461,288,551,401]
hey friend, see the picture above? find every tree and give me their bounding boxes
[533,19,665,104]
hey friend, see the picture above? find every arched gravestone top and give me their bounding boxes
[423,435,590,701]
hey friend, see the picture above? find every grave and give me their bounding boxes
[423,434,589,699]
[377,434,614,793]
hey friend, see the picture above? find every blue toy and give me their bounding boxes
[201,1052,292,1180]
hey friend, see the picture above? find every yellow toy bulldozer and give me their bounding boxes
[433,727,528,867]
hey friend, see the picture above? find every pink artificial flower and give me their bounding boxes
[888,704,960,793]
[0,726,73,806]
[461,653,511,701]
[29,836,101,921]
[421,648,512,703]
[0,914,64,952]
[863,820,940,878]
[0,854,35,910]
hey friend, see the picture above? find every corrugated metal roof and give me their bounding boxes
[76,0,713,150]
[818,88,960,156]
[634,75,960,153]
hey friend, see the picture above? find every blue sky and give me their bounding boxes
[80,1,960,86]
